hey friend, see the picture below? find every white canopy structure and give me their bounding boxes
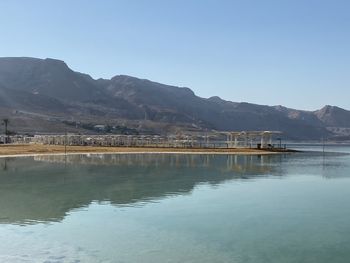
[225,131,282,149]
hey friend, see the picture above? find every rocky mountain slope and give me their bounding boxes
[0,57,349,140]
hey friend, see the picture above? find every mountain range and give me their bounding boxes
[0,57,350,140]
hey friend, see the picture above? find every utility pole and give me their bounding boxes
[64,129,68,167]
[322,137,325,154]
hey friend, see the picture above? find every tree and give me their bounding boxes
[2,118,9,135]
[2,119,10,143]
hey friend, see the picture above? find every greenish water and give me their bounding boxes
[1,150,350,263]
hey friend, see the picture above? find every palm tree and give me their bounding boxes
[2,118,9,135]
[2,119,10,143]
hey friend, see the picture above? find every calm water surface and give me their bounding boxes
[1,148,350,263]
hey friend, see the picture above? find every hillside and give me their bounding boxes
[0,57,349,140]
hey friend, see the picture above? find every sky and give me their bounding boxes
[0,0,349,110]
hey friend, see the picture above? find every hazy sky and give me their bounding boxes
[1,0,349,110]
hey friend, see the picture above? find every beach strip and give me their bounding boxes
[0,144,295,158]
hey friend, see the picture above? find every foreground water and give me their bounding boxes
[1,148,350,263]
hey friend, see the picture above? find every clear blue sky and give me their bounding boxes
[1,0,349,110]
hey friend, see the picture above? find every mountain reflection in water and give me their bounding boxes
[0,154,282,225]
[0,152,347,225]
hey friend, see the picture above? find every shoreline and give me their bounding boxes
[0,144,295,158]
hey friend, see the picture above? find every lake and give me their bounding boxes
[1,147,350,263]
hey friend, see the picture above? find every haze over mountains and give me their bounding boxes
[0,57,350,140]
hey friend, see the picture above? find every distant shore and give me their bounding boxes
[0,144,296,158]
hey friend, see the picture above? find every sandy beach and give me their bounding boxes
[0,144,293,158]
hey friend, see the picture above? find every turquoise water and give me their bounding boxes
[1,149,350,263]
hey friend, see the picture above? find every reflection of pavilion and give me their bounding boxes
[225,154,274,174]
[33,153,275,174]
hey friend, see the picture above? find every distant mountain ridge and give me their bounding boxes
[0,57,349,140]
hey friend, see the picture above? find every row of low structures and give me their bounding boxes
[1,131,283,149]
